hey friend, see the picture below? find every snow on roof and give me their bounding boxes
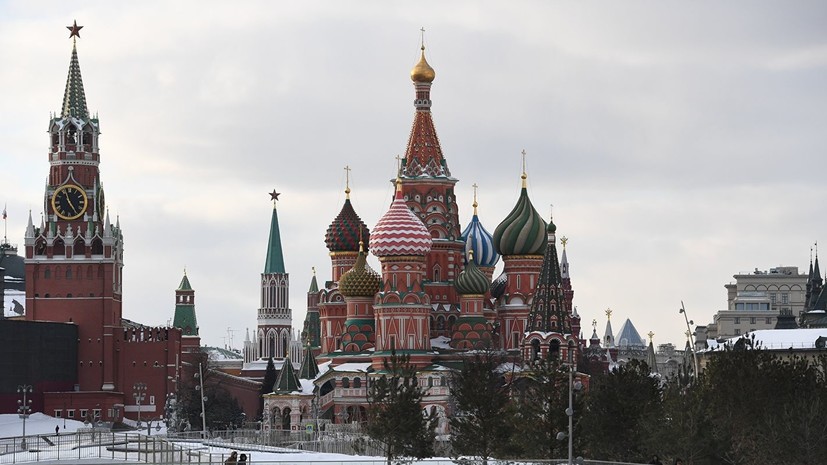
[203,346,243,361]
[331,362,371,373]
[704,328,827,352]
[431,335,451,349]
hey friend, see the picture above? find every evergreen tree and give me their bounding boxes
[260,356,277,417]
[701,341,827,465]
[448,351,513,464]
[507,358,573,459]
[365,350,437,465]
[579,359,663,462]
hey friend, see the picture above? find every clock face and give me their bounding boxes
[52,184,88,220]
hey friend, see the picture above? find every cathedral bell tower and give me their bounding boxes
[24,22,124,392]
[399,38,464,310]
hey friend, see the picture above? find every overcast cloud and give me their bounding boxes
[2,1,826,349]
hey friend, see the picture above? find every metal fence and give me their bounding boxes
[0,429,648,465]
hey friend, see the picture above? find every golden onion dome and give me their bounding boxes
[410,46,436,83]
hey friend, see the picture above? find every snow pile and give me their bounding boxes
[0,412,86,439]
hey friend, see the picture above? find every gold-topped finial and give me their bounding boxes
[344,165,352,199]
[410,27,436,83]
[358,226,365,252]
[605,307,612,320]
[472,183,479,215]
[312,266,316,276]
[560,236,568,249]
[183,266,187,277]
[520,149,527,187]
[648,331,655,343]
[468,248,475,262]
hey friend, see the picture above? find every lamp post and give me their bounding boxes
[133,382,147,428]
[195,362,207,438]
[679,301,700,376]
[17,385,33,450]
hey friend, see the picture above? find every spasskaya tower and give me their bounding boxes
[24,21,124,392]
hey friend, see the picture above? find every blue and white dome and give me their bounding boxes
[461,212,499,268]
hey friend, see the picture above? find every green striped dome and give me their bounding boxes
[339,249,381,297]
[455,257,490,295]
[493,187,548,256]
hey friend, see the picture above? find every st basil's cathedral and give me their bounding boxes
[257,43,591,432]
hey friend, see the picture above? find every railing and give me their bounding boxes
[0,429,651,464]
[0,430,217,464]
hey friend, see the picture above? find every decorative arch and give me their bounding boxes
[53,238,66,256]
[91,237,103,255]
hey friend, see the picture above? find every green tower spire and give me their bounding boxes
[172,269,198,336]
[62,26,89,119]
[264,190,286,274]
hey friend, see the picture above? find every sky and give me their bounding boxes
[1,1,826,351]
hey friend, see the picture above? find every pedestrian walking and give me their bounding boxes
[55,425,60,435]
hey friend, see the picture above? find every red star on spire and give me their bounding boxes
[269,190,281,201]
[67,20,83,39]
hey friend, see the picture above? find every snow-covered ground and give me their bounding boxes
[0,413,464,464]
[0,413,86,438]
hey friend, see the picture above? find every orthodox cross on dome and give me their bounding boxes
[605,307,612,320]
[592,319,597,330]
[520,149,528,187]
[344,165,352,198]
[420,27,425,48]
[472,183,479,214]
[67,20,83,40]
[648,331,655,343]
[560,236,568,249]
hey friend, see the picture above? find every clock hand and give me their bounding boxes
[67,199,78,215]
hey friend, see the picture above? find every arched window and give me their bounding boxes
[353,377,361,388]
[531,339,541,361]
[282,407,291,430]
[35,238,46,255]
[91,238,103,255]
[341,377,350,388]
[549,340,561,359]
[44,267,51,279]
[74,239,85,257]
[53,238,66,256]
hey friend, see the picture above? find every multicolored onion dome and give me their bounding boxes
[325,198,370,252]
[493,187,548,256]
[370,189,432,257]
[339,247,381,297]
[461,214,499,268]
[455,252,490,295]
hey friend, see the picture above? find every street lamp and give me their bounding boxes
[556,344,583,465]
[133,382,147,428]
[195,363,207,438]
[17,385,33,450]
[679,301,700,376]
